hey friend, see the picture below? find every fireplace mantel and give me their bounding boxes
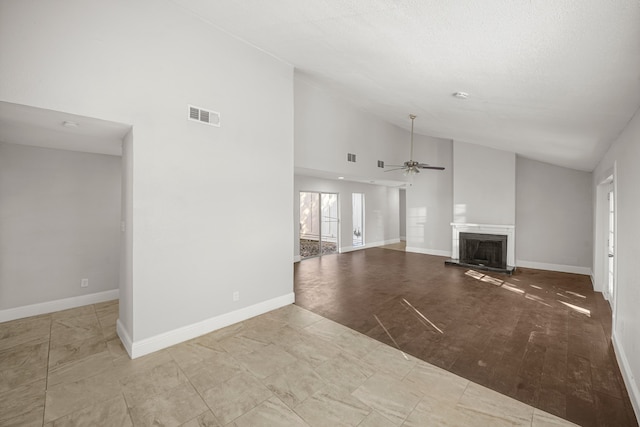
[450,223,515,267]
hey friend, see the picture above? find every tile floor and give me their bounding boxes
[0,300,578,426]
[294,248,638,427]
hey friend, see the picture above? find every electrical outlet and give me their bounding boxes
[232,291,239,302]
[81,278,89,288]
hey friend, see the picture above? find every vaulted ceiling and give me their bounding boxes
[173,0,640,171]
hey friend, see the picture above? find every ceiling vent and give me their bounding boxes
[188,105,220,127]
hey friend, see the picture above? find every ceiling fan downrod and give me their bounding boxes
[409,114,416,162]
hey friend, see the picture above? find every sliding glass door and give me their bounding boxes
[299,192,339,259]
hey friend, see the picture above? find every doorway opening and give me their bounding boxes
[607,185,615,308]
[596,170,616,326]
[299,192,339,259]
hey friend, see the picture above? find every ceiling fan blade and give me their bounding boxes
[417,164,445,170]
[385,164,406,168]
[384,167,407,172]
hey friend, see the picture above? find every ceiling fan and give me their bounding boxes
[385,114,445,175]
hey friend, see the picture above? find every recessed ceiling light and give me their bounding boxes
[62,121,79,128]
[453,92,469,99]
[338,176,344,180]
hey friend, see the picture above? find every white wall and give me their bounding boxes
[405,136,454,256]
[453,141,516,225]
[0,142,121,310]
[119,130,134,340]
[0,0,294,355]
[516,156,592,274]
[294,175,400,257]
[593,108,640,419]
[294,74,409,180]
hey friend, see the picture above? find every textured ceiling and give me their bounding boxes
[173,0,640,171]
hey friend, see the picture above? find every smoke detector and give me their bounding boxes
[453,92,469,99]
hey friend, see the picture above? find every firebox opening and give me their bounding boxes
[460,232,507,269]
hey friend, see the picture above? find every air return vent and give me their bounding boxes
[188,105,220,127]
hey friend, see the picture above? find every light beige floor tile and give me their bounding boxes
[293,385,370,427]
[180,410,221,427]
[98,312,119,340]
[263,361,326,408]
[0,316,51,351]
[234,343,297,379]
[112,349,174,378]
[0,378,45,423]
[48,335,108,369]
[129,383,207,427]
[217,334,269,355]
[51,306,96,321]
[358,410,397,427]
[50,314,102,347]
[93,300,118,317]
[0,340,48,393]
[277,333,341,368]
[106,337,128,359]
[120,360,190,407]
[48,350,114,387]
[402,362,469,405]
[352,372,423,425]
[45,395,132,427]
[332,329,382,359]
[237,317,289,345]
[0,407,44,427]
[402,399,485,427]
[264,305,324,330]
[303,318,351,341]
[230,396,308,427]
[270,324,307,345]
[44,369,121,422]
[182,351,245,394]
[314,353,375,393]
[532,409,579,426]
[194,322,245,348]
[361,343,417,380]
[201,372,272,425]
[168,340,224,370]
[455,382,534,426]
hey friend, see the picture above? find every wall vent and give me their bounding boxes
[347,153,356,162]
[188,105,220,127]
[377,160,384,168]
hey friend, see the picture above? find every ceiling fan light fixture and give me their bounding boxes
[383,113,445,175]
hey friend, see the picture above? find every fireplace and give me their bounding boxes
[446,223,515,274]
[459,232,507,269]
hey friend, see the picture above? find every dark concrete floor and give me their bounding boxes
[294,248,638,427]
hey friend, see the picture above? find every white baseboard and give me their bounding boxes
[406,247,451,257]
[123,292,295,359]
[116,318,133,358]
[0,289,119,323]
[612,331,640,422]
[293,255,301,263]
[516,260,592,276]
[340,238,401,253]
